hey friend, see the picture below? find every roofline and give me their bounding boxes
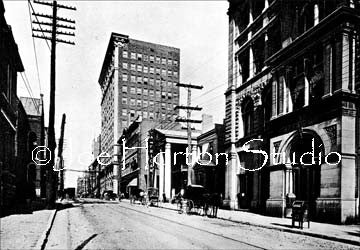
[98,32,129,85]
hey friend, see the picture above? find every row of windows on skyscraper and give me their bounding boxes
[122,50,178,66]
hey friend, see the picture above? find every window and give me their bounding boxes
[137,100,142,107]
[150,67,155,74]
[167,81,172,88]
[137,88,142,95]
[161,92,166,98]
[156,91,160,98]
[143,89,148,95]
[131,75,136,83]
[168,93,172,99]
[156,68,160,75]
[122,86,128,93]
[143,66,148,73]
[137,65,142,72]
[131,64,136,71]
[130,110,135,117]
[122,63,128,69]
[168,70,172,76]
[137,76,142,83]
[242,98,254,136]
[174,60,178,66]
[131,52,136,59]
[122,74,128,81]
[149,79,154,85]
[143,100,148,107]
[150,56,155,63]
[156,56,161,64]
[149,112,154,119]
[122,51,128,58]
[161,69,166,76]
[122,109,127,116]
[122,98,127,104]
[173,71,178,77]
[143,55,149,62]
[122,120,127,127]
[161,80,166,87]
[130,99,135,106]
[137,53,142,60]
[161,58,167,65]
[143,77,148,84]
[143,111,148,118]
[149,101,154,107]
[156,79,160,86]
[130,87,135,94]
[149,90,154,97]
[168,59,172,65]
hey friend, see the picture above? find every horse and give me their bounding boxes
[203,193,222,218]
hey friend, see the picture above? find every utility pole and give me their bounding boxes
[175,83,203,185]
[32,0,76,208]
[57,114,66,198]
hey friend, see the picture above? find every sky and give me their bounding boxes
[3,0,229,187]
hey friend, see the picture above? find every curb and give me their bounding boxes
[158,204,359,246]
[34,209,57,250]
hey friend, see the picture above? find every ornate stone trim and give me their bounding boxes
[324,125,337,146]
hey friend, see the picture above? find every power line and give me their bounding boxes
[28,0,51,51]
[19,72,40,113]
[27,0,43,94]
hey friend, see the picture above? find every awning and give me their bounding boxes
[127,178,138,187]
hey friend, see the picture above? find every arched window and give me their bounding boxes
[242,98,254,136]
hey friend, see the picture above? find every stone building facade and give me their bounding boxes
[98,33,180,195]
[225,0,359,223]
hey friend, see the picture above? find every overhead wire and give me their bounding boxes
[19,72,40,113]
[27,0,43,94]
[28,0,51,51]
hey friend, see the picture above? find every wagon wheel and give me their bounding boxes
[186,200,194,214]
[177,200,184,214]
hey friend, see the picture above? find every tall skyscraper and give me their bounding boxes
[98,33,180,194]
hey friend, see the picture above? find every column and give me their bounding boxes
[314,4,319,25]
[164,143,172,200]
[113,44,120,195]
[351,35,356,92]
[249,46,254,78]
[341,32,350,91]
[159,150,164,201]
[304,75,309,106]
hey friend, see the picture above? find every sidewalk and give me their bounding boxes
[156,201,359,246]
[0,209,56,250]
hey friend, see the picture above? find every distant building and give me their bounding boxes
[117,118,158,197]
[225,0,360,223]
[98,32,180,195]
[194,121,226,196]
[20,96,45,197]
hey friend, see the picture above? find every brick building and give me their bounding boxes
[20,96,45,197]
[98,33,180,195]
[0,0,26,214]
[225,0,360,223]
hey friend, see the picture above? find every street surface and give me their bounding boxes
[45,199,356,249]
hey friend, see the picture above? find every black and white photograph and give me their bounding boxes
[0,0,360,249]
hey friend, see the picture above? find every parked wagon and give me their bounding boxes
[176,185,207,215]
[147,187,159,206]
[129,187,147,205]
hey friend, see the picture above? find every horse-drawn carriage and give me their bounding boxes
[147,187,159,206]
[129,187,159,206]
[129,187,147,205]
[176,185,222,217]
